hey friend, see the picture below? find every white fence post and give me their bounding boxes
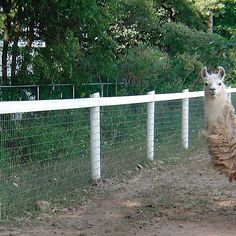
[147,91,155,161]
[228,86,232,102]
[37,86,40,100]
[0,202,2,222]
[72,85,75,99]
[182,89,189,149]
[90,92,101,180]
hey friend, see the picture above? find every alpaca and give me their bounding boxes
[201,66,236,181]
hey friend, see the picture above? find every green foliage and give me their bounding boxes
[77,33,118,84]
[214,1,236,38]
[1,111,90,166]
[115,20,235,93]
[117,45,172,94]
[16,31,81,84]
[160,22,235,84]
[190,0,226,15]
[154,0,204,28]
[0,0,235,93]
[160,22,228,62]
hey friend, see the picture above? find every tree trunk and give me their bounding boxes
[207,11,214,33]
[11,42,18,84]
[11,21,21,84]
[27,19,34,48]
[2,16,10,85]
[19,19,34,81]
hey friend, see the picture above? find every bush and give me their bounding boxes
[117,44,174,94]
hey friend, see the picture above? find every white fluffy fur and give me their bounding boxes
[201,66,236,181]
[201,66,227,128]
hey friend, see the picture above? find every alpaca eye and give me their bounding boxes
[205,83,208,86]
[218,83,222,86]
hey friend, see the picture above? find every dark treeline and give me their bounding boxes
[0,0,235,95]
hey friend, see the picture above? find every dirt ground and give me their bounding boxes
[1,152,236,236]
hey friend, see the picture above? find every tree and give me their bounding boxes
[0,0,120,85]
[0,0,43,84]
[0,0,235,95]
[189,0,226,32]
[214,0,236,38]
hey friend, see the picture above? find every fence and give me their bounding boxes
[0,82,125,101]
[0,88,236,222]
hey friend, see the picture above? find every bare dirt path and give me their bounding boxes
[1,153,236,236]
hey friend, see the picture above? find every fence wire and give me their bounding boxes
[0,109,91,221]
[189,97,205,146]
[154,97,204,161]
[101,104,147,178]
[154,99,183,159]
[0,93,224,222]
[231,93,236,109]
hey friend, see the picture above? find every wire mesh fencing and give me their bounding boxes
[155,99,183,160]
[0,83,126,102]
[189,97,205,147]
[101,103,148,178]
[1,89,235,223]
[231,92,236,109]
[0,109,91,221]
[154,97,204,162]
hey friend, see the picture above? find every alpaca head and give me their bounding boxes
[201,66,226,99]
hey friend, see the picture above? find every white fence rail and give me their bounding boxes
[2,88,236,115]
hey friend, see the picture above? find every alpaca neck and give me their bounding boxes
[204,89,228,127]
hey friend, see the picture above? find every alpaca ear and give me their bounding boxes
[218,66,225,81]
[201,67,209,80]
